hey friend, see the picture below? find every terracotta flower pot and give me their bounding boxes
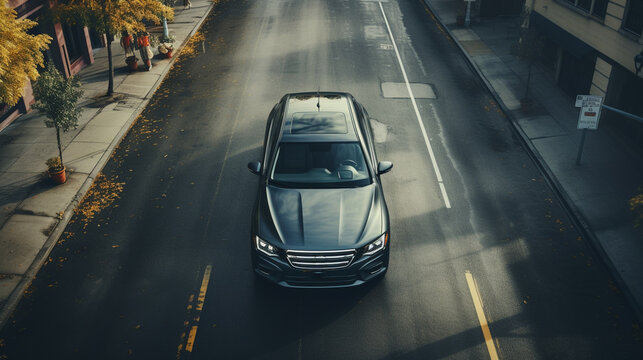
[166,49,173,58]
[49,167,66,184]
[126,56,138,70]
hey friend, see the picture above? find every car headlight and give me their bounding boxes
[363,233,388,256]
[255,236,279,257]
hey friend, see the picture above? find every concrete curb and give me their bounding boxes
[421,0,643,323]
[0,3,217,329]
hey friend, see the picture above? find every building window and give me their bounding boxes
[577,0,591,12]
[62,24,84,63]
[623,0,643,36]
[561,0,608,18]
[27,13,51,73]
[591,0,608,18]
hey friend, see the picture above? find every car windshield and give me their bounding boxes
[270,142,371,188]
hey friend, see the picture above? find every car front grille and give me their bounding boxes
[286,249,356,270]
[283,273,359,287]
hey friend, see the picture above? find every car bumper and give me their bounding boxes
[253,248,389,288]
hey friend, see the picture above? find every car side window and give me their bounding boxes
[355,102,378,166]
[263,103,283,173]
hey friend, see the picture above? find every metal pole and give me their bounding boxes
[163,18,169,39]
[601,104,643,123]
[465,1,471,27]
[576,129,587,165]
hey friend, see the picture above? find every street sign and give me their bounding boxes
[575,94,602,108]
[576,95,603,130]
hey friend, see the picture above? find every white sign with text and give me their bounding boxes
[576,95,603,130]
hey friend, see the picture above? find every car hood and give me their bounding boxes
[263,184,382,249]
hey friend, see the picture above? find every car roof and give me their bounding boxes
[280,92,359,143]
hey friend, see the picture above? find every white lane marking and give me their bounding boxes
[378,1,451,208]
[465,271,500,360]
[439,183,451,208]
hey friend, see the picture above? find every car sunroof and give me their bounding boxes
[290,112,348,134]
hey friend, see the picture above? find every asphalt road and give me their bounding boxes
[1,0,642,359]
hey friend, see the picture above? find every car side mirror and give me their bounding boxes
[247,161,262,175]
[378,161,393,174]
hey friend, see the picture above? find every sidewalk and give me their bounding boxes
[425,0,643,319]
[0,1,215,327]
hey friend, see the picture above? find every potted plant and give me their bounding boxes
[126,55,139,70]
[46,157,66,184]
[158,42,174,58]
[155,33,175,59]
[32,63,83,185]
[510,5,544,112]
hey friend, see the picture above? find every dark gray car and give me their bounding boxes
[248,92,392,288]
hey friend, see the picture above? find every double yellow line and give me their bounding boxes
[178,265,213,357]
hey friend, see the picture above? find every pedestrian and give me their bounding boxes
[121,30,138,70]
[120,30,135,58]
[184,0,191,9]
[137,32,153,71]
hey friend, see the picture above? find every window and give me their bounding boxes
[561,0,608,18]
[623,0,643,36]
[577,0,591,12]
[62,24,85,62]
[591,0,608,18]
[27,13,52,74]
[271,143,371,188]
[290,112,348,134]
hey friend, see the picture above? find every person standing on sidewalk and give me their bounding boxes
[137,32,153,71]
[121,30,139,70]
[184,0,191,9]
[120,31,135,57]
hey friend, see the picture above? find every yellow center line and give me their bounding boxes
[465,271,499,360]
[186,326,199,352]
[185,265,213,353]
[196,265,212,311]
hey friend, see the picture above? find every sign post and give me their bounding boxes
[464,0,475,27]
[574,95,603,165]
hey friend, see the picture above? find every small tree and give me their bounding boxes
[32,64,84,170]
[52,0,174,96]
[511,6,543,102]
[0,0,52,106]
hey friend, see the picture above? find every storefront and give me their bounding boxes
[1,0,99,130]
[530,11,596,98]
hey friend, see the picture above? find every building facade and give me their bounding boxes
[1,0,102,130]
[529,0,643,141]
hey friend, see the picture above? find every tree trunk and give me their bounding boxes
[107,34,114,96]
[56,125,64,168]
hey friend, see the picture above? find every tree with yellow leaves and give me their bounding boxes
[0,0,52,106]
[52,0,174,95]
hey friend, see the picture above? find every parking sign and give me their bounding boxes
[576,95,603,130]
